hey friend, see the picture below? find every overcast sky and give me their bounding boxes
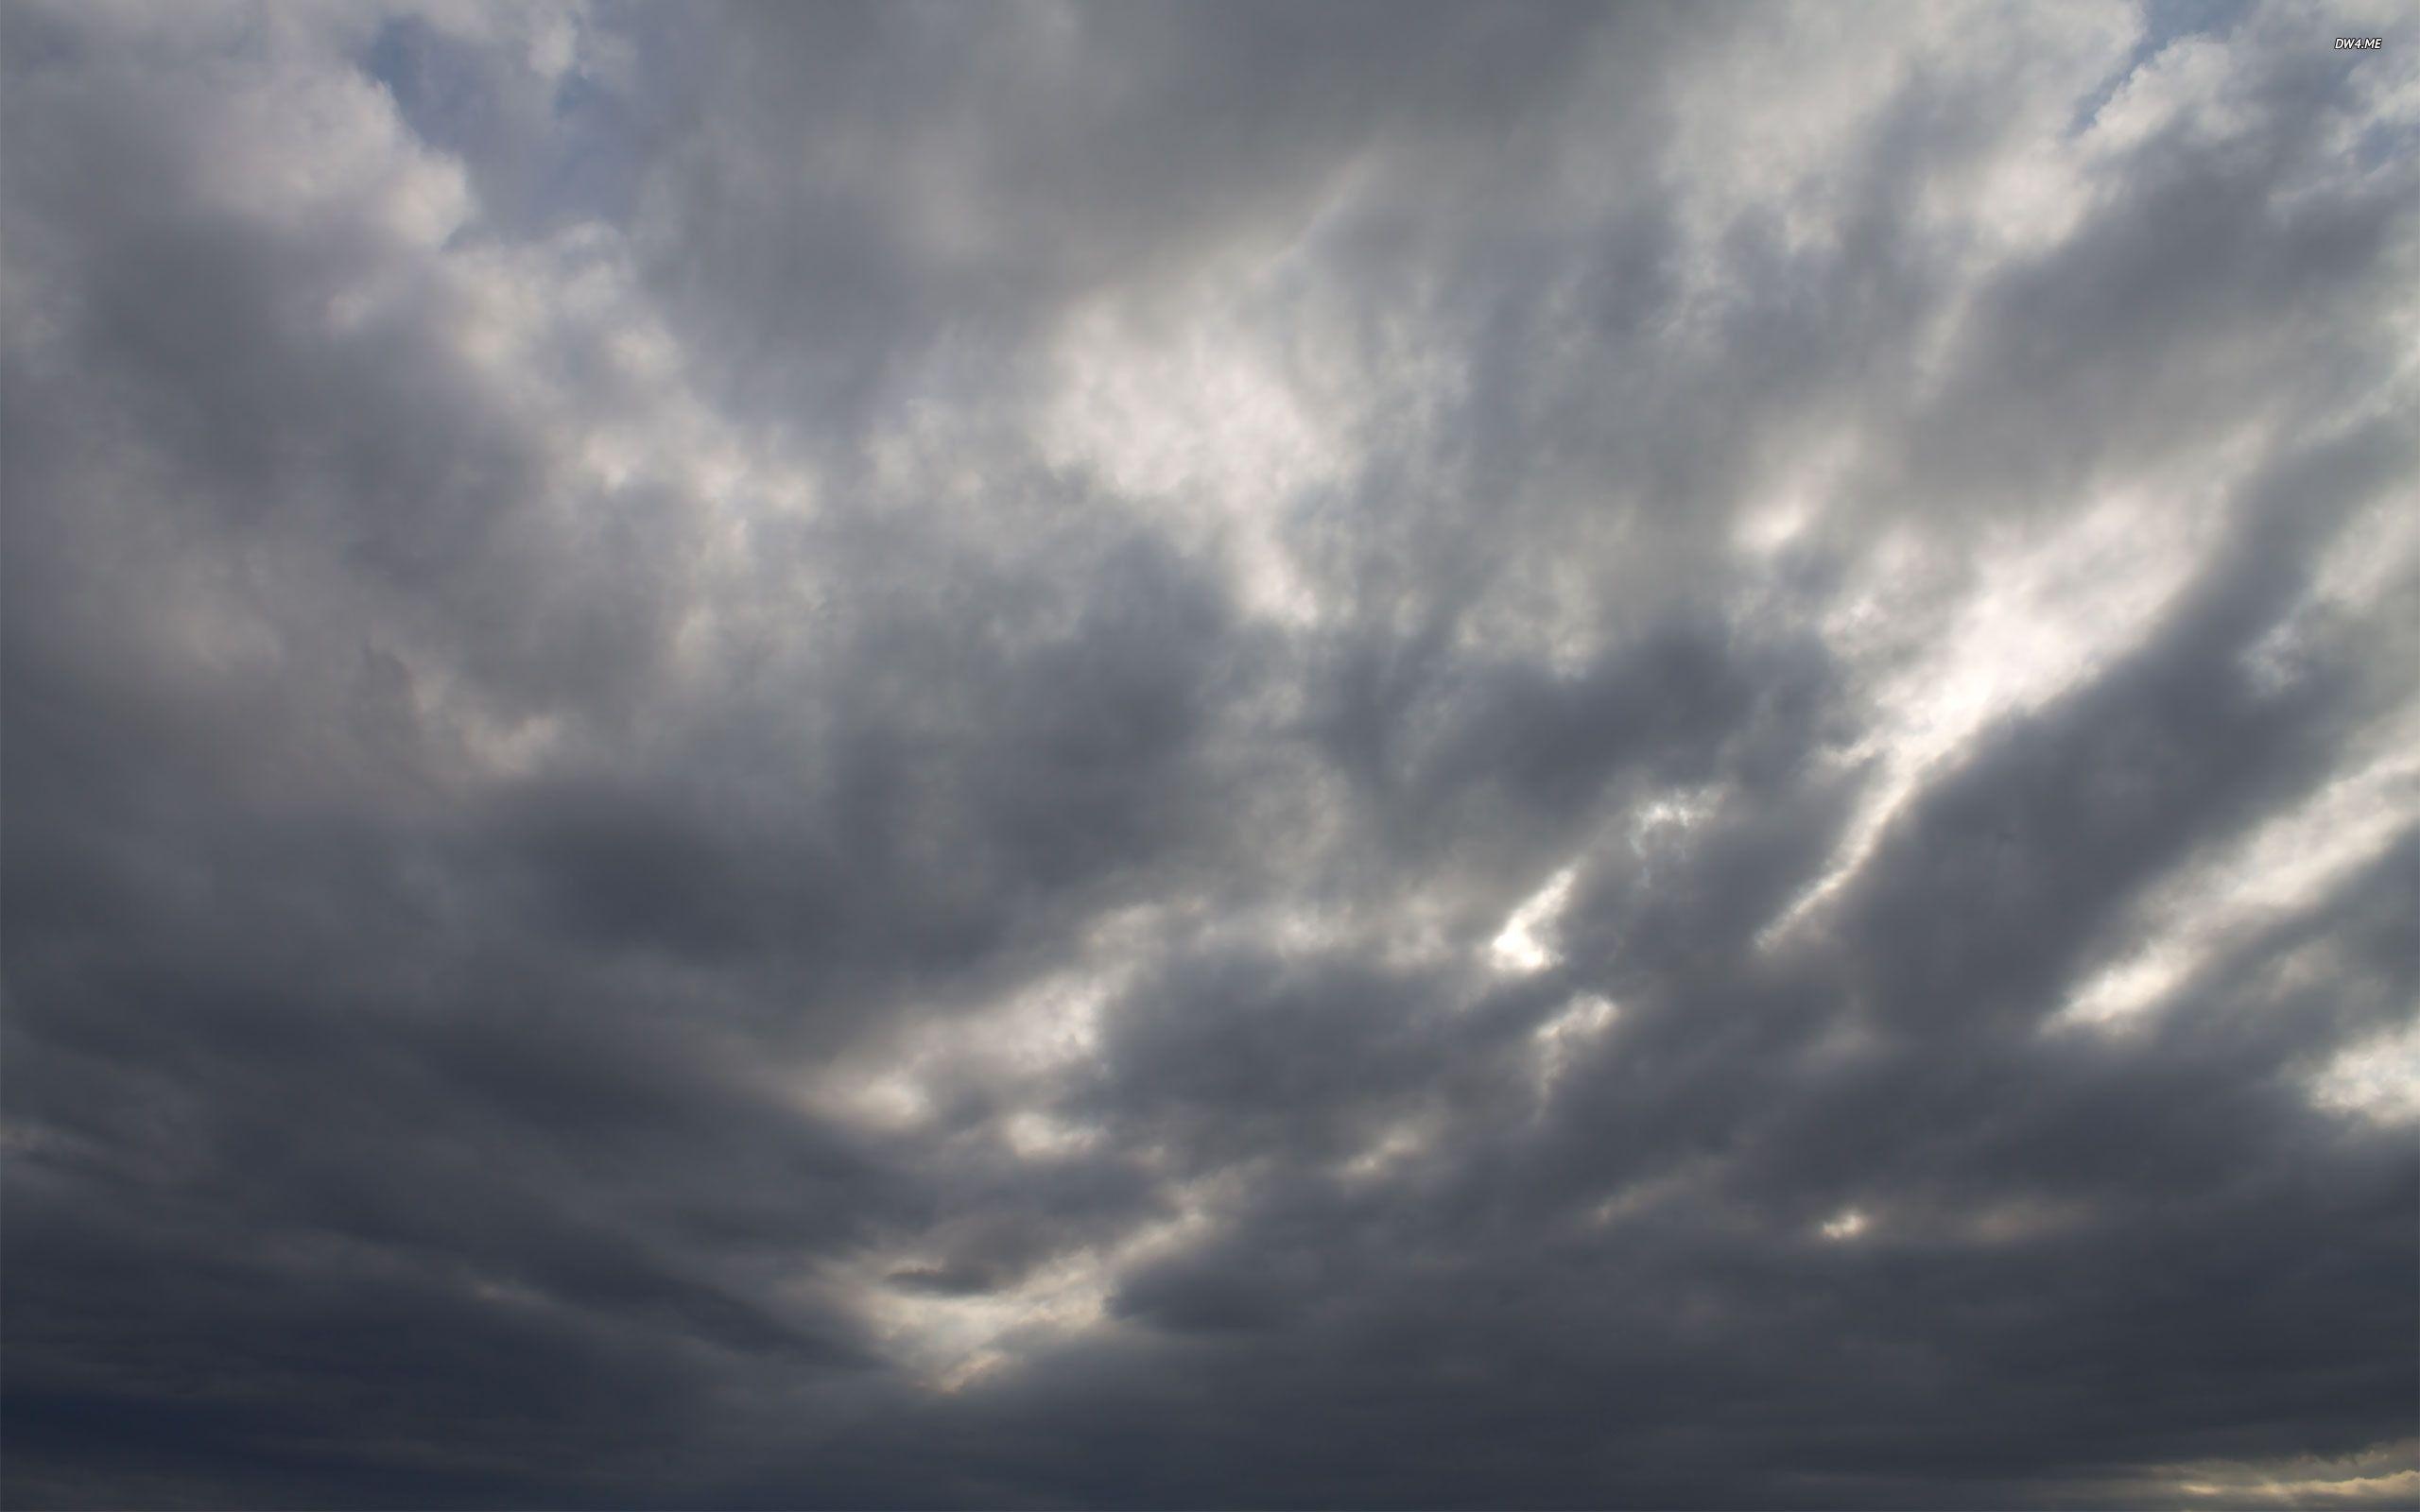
[4,2,2417,1507]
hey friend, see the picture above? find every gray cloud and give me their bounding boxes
[4,1,2416,1506]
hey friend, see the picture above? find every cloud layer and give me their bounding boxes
[4,2,2415,1506]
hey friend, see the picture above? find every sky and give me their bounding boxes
[2,2,2416,1507]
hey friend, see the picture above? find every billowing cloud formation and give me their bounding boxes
[4,3,2416,1507]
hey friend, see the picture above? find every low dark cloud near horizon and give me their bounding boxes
[3,2,2415,1507]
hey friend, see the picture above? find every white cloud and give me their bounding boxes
[1490,865,1580,976]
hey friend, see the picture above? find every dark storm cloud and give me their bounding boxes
[4,2,2415,1508]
